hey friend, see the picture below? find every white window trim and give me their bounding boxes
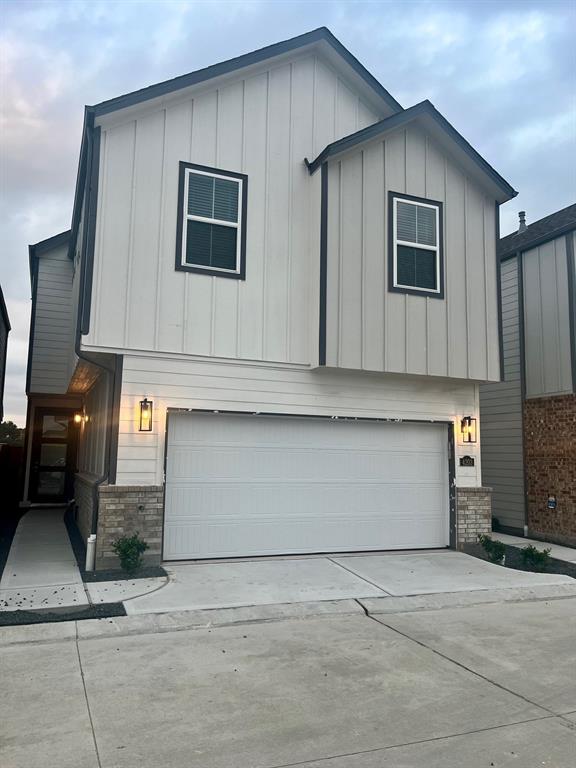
[182,167,243,274]
[392,196,441,294]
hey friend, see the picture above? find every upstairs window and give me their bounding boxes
[176,162,247,279]
[389,192,444,298]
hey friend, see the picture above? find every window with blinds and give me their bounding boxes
[176,163,247,279]
[390,194,443,297]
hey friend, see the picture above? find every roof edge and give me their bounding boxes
[91,27,402,118]
[306,100,517,201]
[499,220,576,260]
[0,285,10,331]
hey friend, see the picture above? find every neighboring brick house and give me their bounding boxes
[480,204,576,546]
[23,28,517,568]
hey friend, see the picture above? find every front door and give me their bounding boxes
[29,408,78,504]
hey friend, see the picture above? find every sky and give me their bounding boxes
[1,0,575,426]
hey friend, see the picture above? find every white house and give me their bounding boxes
[23,28,517,568]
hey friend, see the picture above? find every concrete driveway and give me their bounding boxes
[124,550,574,615]
[2,590,575,768]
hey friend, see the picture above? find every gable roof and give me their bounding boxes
[28,230,71,282]
[0,285,10,333]
[499,203,576,259]
[306,100,517,203]
[91,27,402,118]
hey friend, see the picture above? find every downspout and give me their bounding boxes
[73,108,117,541]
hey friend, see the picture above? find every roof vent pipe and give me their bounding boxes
[518,211,527,232]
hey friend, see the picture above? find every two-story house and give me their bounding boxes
[23,28,517,568]
[480,205,576,546]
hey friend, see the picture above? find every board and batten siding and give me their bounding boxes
[86,54,382,366]
[29,244,75,394]
[523,234,574,398]
[479,256,525,531]
[324,125,500,381]
[77,370,110,477]
[114,352,482,488]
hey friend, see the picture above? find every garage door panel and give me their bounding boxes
[164,516,447,560]
[164,413,450,560]
[168,447,445,483]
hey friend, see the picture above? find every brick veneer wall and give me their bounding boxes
[95,485,164,569]
[456,487,492,546]
[524,394,576,547]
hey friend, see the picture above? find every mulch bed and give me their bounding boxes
[466,542,576,580]
[64,506,168,583]
[0,602,126,627]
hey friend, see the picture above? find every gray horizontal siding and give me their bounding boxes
[479,256,525,530]
[30,245,75,394]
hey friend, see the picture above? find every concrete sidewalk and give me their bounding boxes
[1,590,575,768]
[0,508,88,611]
[493,532,576,564]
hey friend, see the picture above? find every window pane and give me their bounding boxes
[416,205,437,246]
[38,471,65,497]
[396,201,417,242]
[211,225,237,269]
[213,178,239,223]
[397,246,437,290]
[186,220,212,266]
[188,173,214,219]
[186,220,237,271]
[40,444,67,467]
[42,415,68,439]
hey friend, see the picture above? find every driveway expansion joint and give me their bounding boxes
[74,622,102,768]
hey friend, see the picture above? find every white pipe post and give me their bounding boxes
[85,534,97,572]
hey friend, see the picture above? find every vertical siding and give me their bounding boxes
[30,245,75,394]
[77,370,110,476]
[325,126,499,381]
[523,235,573,397]
[87,54,382,365]
[479,257,526,530]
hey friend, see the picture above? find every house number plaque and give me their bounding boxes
[459,455,475,467]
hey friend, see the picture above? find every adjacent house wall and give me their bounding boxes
[479,256,525,532]
[29,244,75,394]
[523,235,573,398]
[324,125,500,381]
[85,54,382,366]
[113,352,482,489]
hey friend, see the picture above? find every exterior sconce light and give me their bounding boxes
[73,412,83,425]
[460,416,477,443]
[139,398,153,432]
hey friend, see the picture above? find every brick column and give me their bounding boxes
[456,487,492,547]
[96,485,164,570]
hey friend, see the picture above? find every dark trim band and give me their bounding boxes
[306,100,517,202]
[495,201,505,382]
[91,28,402,118]
[80,124,101,334]
[319,162,328,366]
[565,232,576,393]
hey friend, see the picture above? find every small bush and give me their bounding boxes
[521,544,551,573]
[112,533,149,574]
[478,534,506,565]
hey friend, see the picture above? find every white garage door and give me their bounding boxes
[163,412,450,560]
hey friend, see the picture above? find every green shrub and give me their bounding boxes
[478,534,506,565]
[112,533,149,574]
[521,544,551,573]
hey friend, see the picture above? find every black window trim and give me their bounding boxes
[175,161,248,279]
[388,191,444,299]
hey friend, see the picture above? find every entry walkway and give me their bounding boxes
[0,508,88,611]
[492,532,576,564]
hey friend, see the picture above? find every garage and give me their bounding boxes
[163,412,451,560]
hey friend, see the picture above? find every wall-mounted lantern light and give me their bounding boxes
[139,398,153,432]
[73,412,83,425]
[460,416,477,443]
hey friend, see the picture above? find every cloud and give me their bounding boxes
[508,107,576,155]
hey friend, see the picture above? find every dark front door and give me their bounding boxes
[29,408,78,503]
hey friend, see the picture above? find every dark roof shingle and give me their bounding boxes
[499,203,576,259]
